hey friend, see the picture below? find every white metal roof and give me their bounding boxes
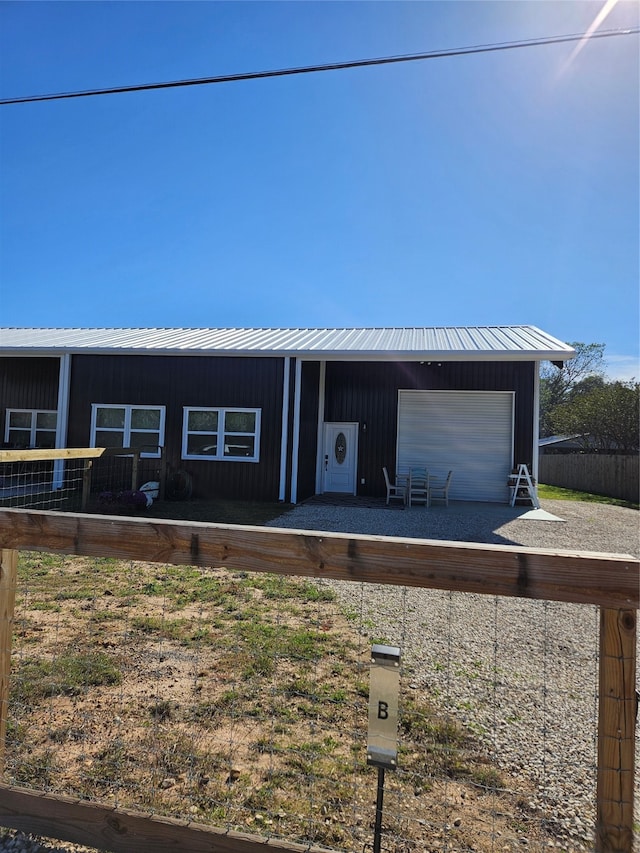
[538,434,583,446]
[0,326,576,361]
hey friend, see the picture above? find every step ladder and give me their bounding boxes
[508,463,540,509]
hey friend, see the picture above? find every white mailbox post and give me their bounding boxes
[367,644,401,853]
[367,643,400,768]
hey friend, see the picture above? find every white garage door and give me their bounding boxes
[397,390,514,503]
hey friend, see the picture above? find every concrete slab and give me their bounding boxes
[515,508,565,522]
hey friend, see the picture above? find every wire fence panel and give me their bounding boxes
[4,552,614,853]
[336,583,604,850]
[0,459,77,511]
[0,449,163,514]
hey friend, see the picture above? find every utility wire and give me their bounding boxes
[1,27,637,106]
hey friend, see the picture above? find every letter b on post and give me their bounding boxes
[367,645,400,769]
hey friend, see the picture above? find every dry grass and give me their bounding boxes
[6,549,559,851]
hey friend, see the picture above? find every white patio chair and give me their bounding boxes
[382,466,407,506]
[428,471,452,507]
[408,466,429,506]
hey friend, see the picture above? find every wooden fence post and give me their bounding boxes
[81,459,93,511]
[131,450,140,491]
[158,447,166,502]
[0,549,18,777]
[596,607,637,853]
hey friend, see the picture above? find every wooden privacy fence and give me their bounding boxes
[0,508,638,853]
[539,453,639,504]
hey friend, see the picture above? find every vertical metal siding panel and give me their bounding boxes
[296,361,320,502]
[0,357,60,440]
[169,355,284,501]
[513,364,535,470]
[283,358,297,503]
[325,362,400,497]
[68,354,284,501]
[0,357,60,408]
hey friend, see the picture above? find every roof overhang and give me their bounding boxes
[0,327,577,363]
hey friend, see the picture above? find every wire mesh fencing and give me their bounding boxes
[4,547,620,853]
[0,456,72,511]
[0,449,163,513]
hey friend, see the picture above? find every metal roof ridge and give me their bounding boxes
[2,324,560,331]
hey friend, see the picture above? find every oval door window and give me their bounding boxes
[334,432,347,465]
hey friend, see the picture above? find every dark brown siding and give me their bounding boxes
[296,361,320,502]
[0,357,60,441]
[324,361,535,497]
[67,354,286,501]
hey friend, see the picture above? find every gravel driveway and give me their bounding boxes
[268,498,639,850]
[268,497,639,558]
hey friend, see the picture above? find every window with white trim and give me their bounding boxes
[4,409,57,449]
[182,407,261,461]
[90,405,165,458]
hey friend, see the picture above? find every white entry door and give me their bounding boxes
[322,422,358,494]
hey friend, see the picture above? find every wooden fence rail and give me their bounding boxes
[0,509,638,853]
[0,783,327,853]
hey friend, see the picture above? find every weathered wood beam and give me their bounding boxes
[0,509,636,609]
[0,550,17,776]
[0,447,142,463]
[0,783,323,853]
[596,608,637,853]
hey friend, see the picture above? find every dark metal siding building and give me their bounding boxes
[0,327,575,504]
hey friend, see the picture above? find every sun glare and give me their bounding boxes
[559,0,622,74]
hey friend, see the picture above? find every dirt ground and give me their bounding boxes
[3,551,573,853]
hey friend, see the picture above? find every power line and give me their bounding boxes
[1,27,637,106]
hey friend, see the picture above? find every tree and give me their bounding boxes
[551,380,639,453]
[539,342,606,437]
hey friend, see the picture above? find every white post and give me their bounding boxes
[532,360,540,486]
[290,359,302,504]
[53,354,71,489]
[315,361,326,495]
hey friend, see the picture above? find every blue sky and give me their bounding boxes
[0,1,638,379]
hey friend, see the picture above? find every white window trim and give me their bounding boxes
[182,406,261,462]
[90,404,165,458]
[5,409,58,448]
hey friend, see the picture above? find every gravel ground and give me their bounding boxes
[267,498,639,851]
[270,498,639,557]
[2,498,637,852]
